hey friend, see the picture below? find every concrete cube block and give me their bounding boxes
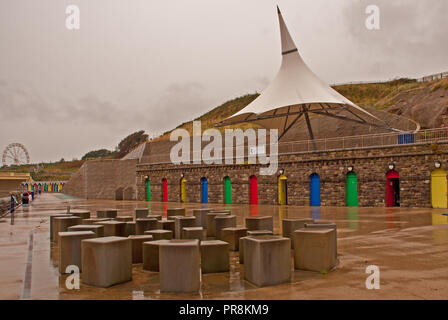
[304,223,337,260]
[215,215,237,240]
[128,235,154,263]
[136,218,158,235]
[159,240,201,293]
[209,209,231,214]
[81,236,132,288]
[142,240,170,272]
[144,229,173,240]
[293,228,336,272]
[126,222,136,236]
[245,216,273,232]
[200,240,229,273]
[157,220,175,234]
[50,214,72,241]
[282,218,314,248]
[135,208,149,219]
[238,233,274,264]
[58,231,96,273]
[182,227,204,240]
[193,209,210,228]
[94,221,126,237]
[115,216,133,222]
[82,218,111,225]
[70,210,91,220]
[174,216,196,239]
[247,230,273,236]
[167,208,186,218]
[52,216,82,244]
[68,224,104,237]
[96,209,117,219]
[221,227,247,251]
[206,212,231,237]
[244,236,291,287]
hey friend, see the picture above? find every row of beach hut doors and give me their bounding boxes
[150,169,447,208]
[432,169,447,208]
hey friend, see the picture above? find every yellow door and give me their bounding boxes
[181,178,187,203]
[431,169,447,208]
[278,175,287,205]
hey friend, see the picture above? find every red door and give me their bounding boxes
[162,179,168,202]
[249,176,258,205]
[386,170,400,207]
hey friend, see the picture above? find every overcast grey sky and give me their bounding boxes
[0,0,447,163]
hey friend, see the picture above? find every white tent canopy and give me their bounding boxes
[217,7,397,139]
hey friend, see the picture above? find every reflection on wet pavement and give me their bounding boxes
[1,193,447,300]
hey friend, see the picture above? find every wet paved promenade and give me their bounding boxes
[1,193,447,300]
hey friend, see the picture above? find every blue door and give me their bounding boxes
[201,178,208,203]
[310,173,321,207]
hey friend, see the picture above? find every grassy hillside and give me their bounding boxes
[0,160,86,181]
[155,78,438,141]
[334,78,426,109]
[154,94,261,141]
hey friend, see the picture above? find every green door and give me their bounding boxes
[146,180,151,202]
[346,172,358,207]
[224,177,231,204]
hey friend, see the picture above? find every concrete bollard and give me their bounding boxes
[50,214,72,241]
[157,220,175,234]
[305,223,337,260]
[96,209,117,219]
[282,218,314,248]
[81,218,111,225]
[206,212,230,237]
[247,230,273,236]
[81,236,132,288]
[193,208,210,228]
[144,229,173,240]
[52,216,82,244]
[215,215,237,240]
[94,221,126,237]
[142,240,170,272]
[125,222,136,236]
[293,228,337,272]
[245,216,273,232]
[135,218,159,235]
[200,240,230,273]
[115,216,133,222]
[167,208,186,218]
[134,208,149,219]
[159,240,201,293]
[174,216,196,239]
[128,235,154,263]
[244,236,291,287]
[182,227,204,241]
[58,231,96,273]
[69,210,91,220]
[68,224,104,237]
[221,227,247,251]
[239,232,274,264]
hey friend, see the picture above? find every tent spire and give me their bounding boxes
[216,6,404,139]
[277,7,298,56]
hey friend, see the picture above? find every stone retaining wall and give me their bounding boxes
[136,142,448,208]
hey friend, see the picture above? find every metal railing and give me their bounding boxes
[139,127,448,165]
[418,72,448,83]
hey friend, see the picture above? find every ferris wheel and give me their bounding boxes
[2,143,30,167]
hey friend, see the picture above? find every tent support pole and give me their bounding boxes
[310,110,398,132]
[278,112,304,141]
[303,104,317,150]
